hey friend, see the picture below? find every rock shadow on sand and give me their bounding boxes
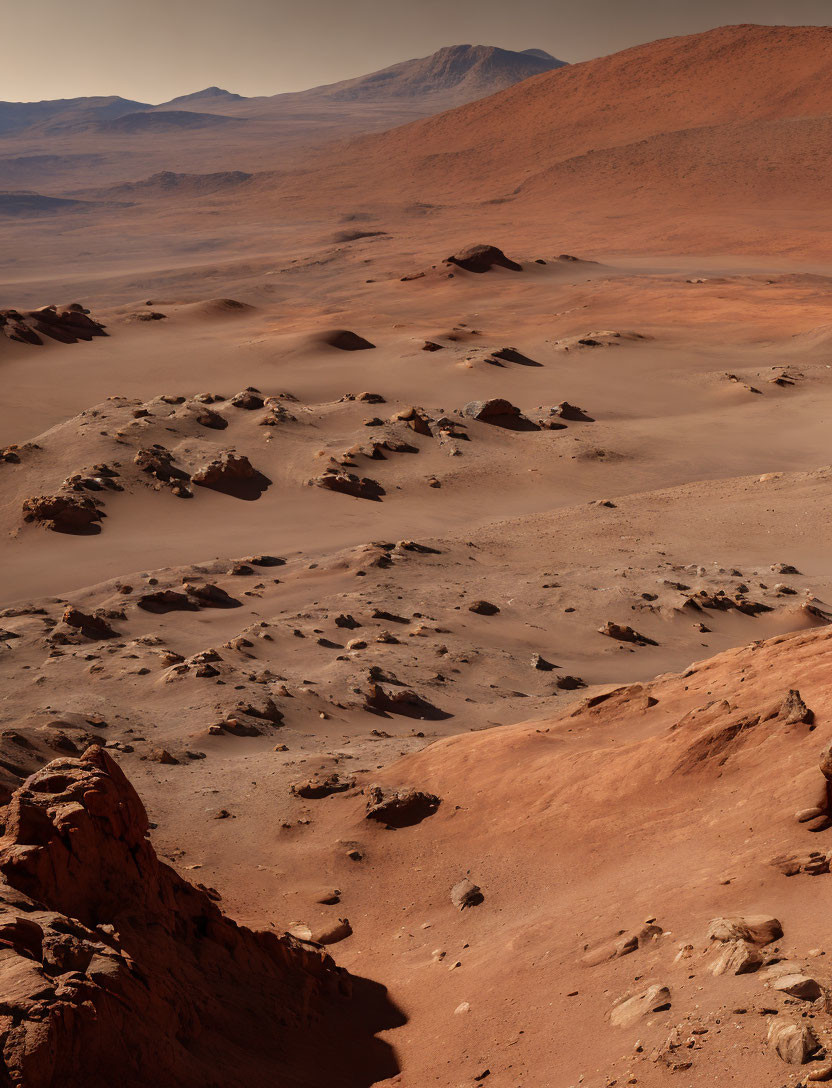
[195,469,272,501]
[489,347,542,367]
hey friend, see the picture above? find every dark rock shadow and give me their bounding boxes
[366,686,453,721]
[307,972,406,1087]
[137,592,200,614]
[196,471,272,501]
[446,244,522,273]
[491,347,542,367]
[481,413,540,431]
[51,522,102,536]
[321,329,376,351]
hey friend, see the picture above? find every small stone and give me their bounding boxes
[610,984,671,1028]
[451,878,484,910]
[468,600,499,616]
[771,973,822,1001]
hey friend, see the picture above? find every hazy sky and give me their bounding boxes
[3,0,831,103]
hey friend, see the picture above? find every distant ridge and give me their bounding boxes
[294,44,567,106]
[0,96,149,136]
[0,44,565,141]
[160,86,245,107]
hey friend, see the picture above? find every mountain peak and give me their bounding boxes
[161,86,245,106]
[300,43,567,106]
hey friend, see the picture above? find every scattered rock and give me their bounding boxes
[230,388,264,410]
[706,915,783,946]
[61,607,117,640]
[291,774,356,799]
[767,1020,820,1064]
[148,747,178,765]
[610,984,671,1027]
[22,493,103,534]
[778,689,814,725]
[582,924,663,967]
[468,600,500,616]
[137,590,198,614]
[192,452,270,499]
[184,583,241,608]
[446,245,522,274]
[364,684,451,720]
[451,878,484,910]
[770,973,822,1000]
[552,401,594,422]
[365,785,441,827]
[463,398,538,430]
[598,621,657,646]
[708,940,763,975]
[134,445,188,484]
[530,652,555,671]
[315,468,385,501]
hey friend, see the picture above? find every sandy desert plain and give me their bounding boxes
[3,20,832,1088]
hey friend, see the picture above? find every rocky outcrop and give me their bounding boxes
[315,468,385,501]
[0,746,400,1087]
[582,923,663,967]
[468,600,500,616]
[463,398,538,430]
[192,452,271,499]
[598,620,658,646]
[22,493,104,534]
[60,606,118,640]
[230,388,265,410]
[446,245,522,274]
[363,684,451,720]
[706,915,783,945]
[767,1020,821,1064]
[778,688,814,725]
[610,983,672,1027]
[134,445,188,484]
[1,305,106,346]
[365,785,441,827]
[292,773,356,799]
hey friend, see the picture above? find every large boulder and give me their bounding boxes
[365,785,441,828]
[22,493,104,534]
[291,773,356,799]
[192,452,271,499]
[598,620,658,646]
[706,915,783,946]
[61,606,118,640]
[451,878,484,910]
[610,983,671,1027]
[446,245,522,274]
[767,1020,820,1064]
[463,398,538,430]
[708,940,763,976]
[315,468,385,502]
[134,445,187,483]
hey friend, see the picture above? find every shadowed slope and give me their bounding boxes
[0,746,402,1088]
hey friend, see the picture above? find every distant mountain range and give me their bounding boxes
[0,45,566,137]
